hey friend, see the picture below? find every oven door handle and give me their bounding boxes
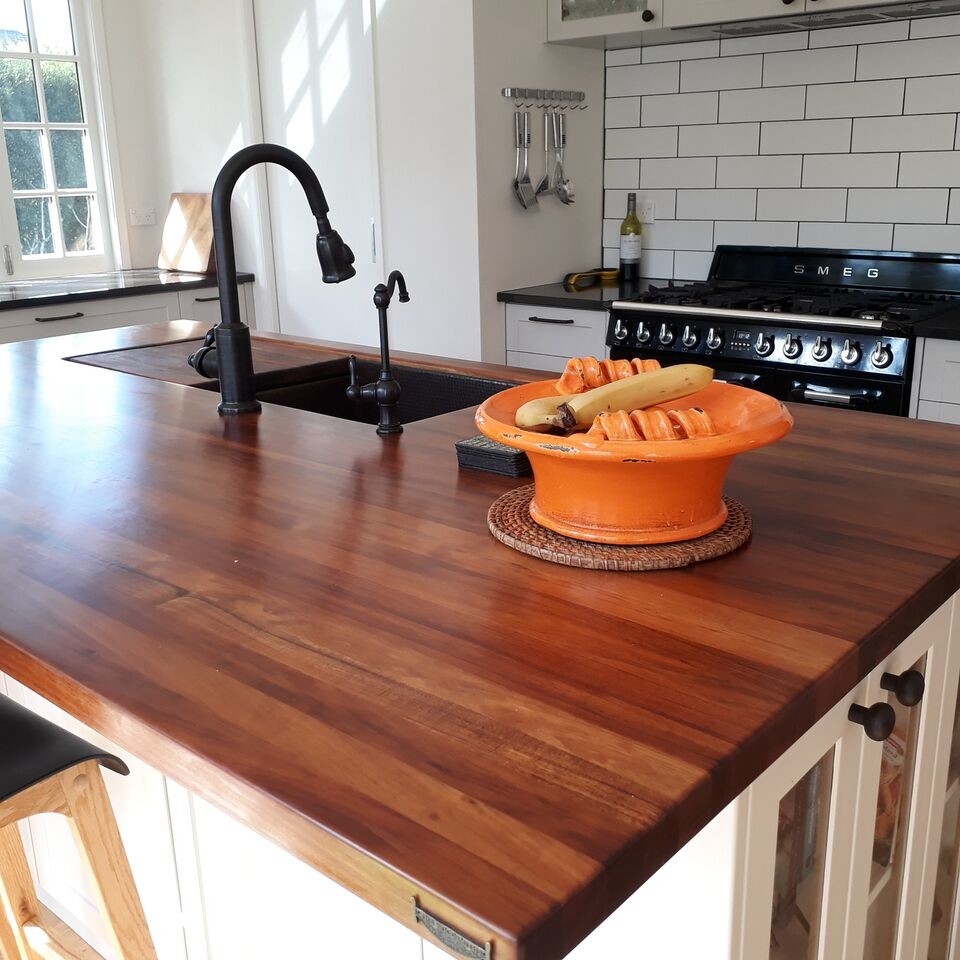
[803,388,853,405]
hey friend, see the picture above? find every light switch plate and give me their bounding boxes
[639,201,656,224]
[129,207,157,227]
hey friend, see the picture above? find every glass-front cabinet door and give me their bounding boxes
[547,0,663,42]
[845,596,959,960]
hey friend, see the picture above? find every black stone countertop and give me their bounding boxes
[0,268,254,312]
[916,311,960,342]
[497,282,624,312]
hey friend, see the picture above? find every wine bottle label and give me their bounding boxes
[620,235,642,263]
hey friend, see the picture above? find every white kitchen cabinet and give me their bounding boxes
[505,303,608,364]
[547,0,664,44]
[0,674,187,960]
[0,291,183,345]
[665,0,804,30]
[176,283,254,330]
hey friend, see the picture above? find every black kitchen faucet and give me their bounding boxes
[188,143,355,414]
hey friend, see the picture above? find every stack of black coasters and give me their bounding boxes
[455,435,531,477]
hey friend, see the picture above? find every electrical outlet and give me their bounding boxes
[128,207,157,227]
[639,201,655,225]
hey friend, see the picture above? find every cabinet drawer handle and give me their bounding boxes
[848,701,896,742]
[528,316,574,325]
[411,898,491,959]
[194,295,220,303]
[881,669,925,707]
[35,311,84,323]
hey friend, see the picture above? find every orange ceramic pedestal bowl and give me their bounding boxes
[476,378,793,545]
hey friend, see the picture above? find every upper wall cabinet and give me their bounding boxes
[665,0,808,29]
[547,0,664,43]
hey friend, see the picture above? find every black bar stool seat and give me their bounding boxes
[0,695,128,804]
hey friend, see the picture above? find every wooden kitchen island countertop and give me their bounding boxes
[2,321,960,960]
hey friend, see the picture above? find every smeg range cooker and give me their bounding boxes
[607,246,960,416]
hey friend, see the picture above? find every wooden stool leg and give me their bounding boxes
[59,763,156,960]
[0,823,40,960]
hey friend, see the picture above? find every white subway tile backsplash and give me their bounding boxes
[601,16,960,277]
[607,62,679,98]
[679,123,760,157]
[681,55,763,93]
[757,189,847,222]
[606,48,641,66]
[719,87,805,123]
[899,151,960,187]
[605,98,641,129]
[643,39,719,63]
[642,92,718,127]
[717,155,802,188]
[604,159,640,189]
[857,36,960,81]
[809,20,909,48]
[847,188,949,223]
[950,190,960,223]
[763,47,856,87]
[802,153,899,188]
[604,189,677,220]
[606,126,679,159]
[893,223,960,252]
[720,33,807,57]
[910,14,960,39]
[805,80,905,120]
[904,75,960,115]
[715,220,799,246]
[852,114,956,152]
[674,251,714,281]
[641,157,716,188]
[676,189,757,220]
[760,119,852,155]
[643,220,714,251]
[798,221,893,250]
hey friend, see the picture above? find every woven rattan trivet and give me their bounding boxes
[488,485,751,571]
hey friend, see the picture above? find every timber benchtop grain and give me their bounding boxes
[2,321,960,959]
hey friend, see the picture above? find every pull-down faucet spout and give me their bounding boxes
[189,143,356,414]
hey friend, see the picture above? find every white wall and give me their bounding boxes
[98,0,276,328]
[601,15,960,283]
[473,0,604,362]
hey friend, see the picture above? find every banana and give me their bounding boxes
[515,363,714,433]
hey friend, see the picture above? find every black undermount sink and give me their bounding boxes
[251,357,516,426]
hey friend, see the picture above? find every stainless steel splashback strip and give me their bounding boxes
[611,301,890,333]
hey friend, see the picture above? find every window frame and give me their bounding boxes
[0,0,116,279]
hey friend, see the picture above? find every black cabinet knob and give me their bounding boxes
[848,702,896,742]
[881,669,925,707]
[782,0,796,4]
[641,8,655,21]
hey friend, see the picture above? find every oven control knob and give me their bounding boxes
[681,325,699,348]
[613,318,629,342]
[841,338,861,365]
[706,327,723,351]
[658,323,675,346]
[871,341,893,369]
[783,334,802,360]
[636,321,652,345]
[755,332,774,357]
[811,336,832,362]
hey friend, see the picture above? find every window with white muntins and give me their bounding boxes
[0,0,114,279]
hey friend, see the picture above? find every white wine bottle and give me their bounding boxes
[619,192,642,296]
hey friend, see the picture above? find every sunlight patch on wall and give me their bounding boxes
[320,19,350,124]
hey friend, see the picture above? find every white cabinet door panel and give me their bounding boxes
[176,288,247,328]
[184,794,422,960]
[505,304,607,358]
[666,0,794,29]
[255,0,383,348]
[917,400,960,426]
[918,339,960,405]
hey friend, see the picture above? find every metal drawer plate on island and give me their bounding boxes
[505,303,607,358]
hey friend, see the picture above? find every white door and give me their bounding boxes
[254,0,382,347]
